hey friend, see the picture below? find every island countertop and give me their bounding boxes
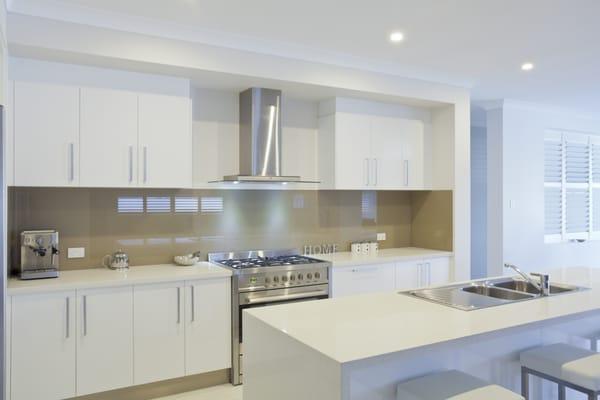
[7,263,232,295]
[245,267,600,364]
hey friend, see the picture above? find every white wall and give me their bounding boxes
[471,125,487,278]
[487,100,600,274]
[8,57,190,97]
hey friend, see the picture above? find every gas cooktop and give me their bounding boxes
[216,255,323,269]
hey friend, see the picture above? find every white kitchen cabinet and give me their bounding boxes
[331,263,396,298]
[394,260,423,290]
[395,257,451,290]
[14,81,80,186]
[76,286,133,395]
[6,80,14,186]
[133,282,185,384]
[10,291,76,400]
[185,278,231,375]
[138,93,192,188]
[425,257,451,286]
[333,112,371,190]
[319,110,425,190]
[80,88,138,187]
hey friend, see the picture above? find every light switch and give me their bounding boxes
[68,247,85,259]
[377,232,386,241]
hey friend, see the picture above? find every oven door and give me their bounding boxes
[236,284,329,383]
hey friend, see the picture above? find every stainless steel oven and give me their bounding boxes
[209,249,331,385]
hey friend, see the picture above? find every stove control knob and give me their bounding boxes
[315,272,321,279]
[273,276,279,283]
[297,273,304,280]
[282,276,288,282]
[307,273,313,280]
[265,277,270,284]
[289,275,295,281]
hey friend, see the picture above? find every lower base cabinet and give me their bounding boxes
[134,282,186,385]
[8,276,232,400]
[77,286,134,395]
[332,257,452,298]
[331,263,396,297]
[10,291,76,400]
[185,279,232,375]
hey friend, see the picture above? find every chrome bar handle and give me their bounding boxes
[83,295,88,336]
[364,158,370,186]
[69,143,75,182]
[177,287,181,324]
[143,146,148,183]
[65,297,70,339]
[191,285,195,322]
[128,145,134,183]
[404,160,409,186]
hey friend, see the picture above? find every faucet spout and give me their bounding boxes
[504,263,550,296]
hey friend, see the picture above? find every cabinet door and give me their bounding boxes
[11,291,76,400]
[331,263,395,298]
[134,282,185,384]
[370,116,406,189]
[334,112,372,190]
[14,82,79,186]
[138,94,192,188]
[426,257,451,286]
[6,80,14,186]
[185,279,231,375]
[80,88,138,187]
[395,261,423,290]
[77,286,134,395]
[400,119,425,189]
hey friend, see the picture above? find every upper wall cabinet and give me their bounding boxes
[80,88,138,187]
[138,94,192,188]
[14,82,80,187]
[318,104,426,190]
[11,81,192,188]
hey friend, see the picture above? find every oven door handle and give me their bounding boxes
[243,290,328,305]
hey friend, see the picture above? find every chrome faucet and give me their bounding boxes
[504,263,550,296]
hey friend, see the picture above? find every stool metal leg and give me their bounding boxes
[521,366,529,399]
[559,384,566,400]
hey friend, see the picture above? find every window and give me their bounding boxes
[544,131,600,243]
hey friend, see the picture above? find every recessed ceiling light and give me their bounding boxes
[389,32,404,43]
[521,62,535,71]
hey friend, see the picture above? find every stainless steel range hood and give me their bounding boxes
[213,88,318,184]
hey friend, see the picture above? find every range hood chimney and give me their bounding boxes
[218,88,317,184]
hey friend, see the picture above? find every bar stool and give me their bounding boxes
[396,370,524,399]
[521,343,600,399]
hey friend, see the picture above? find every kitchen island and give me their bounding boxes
[243,267,600,400]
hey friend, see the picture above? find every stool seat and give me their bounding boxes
[521,343,600,391]
[396,370,524,400]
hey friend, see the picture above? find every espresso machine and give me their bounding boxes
[20,230,60,280]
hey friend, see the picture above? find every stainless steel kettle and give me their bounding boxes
[103,249,129,270]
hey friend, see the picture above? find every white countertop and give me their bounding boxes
[317,247,452,268]
[245,267,600,364]
[8,263,231,295]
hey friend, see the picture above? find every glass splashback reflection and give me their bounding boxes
[8,188,452,271]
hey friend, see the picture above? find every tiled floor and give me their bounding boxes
[153,384,242,400]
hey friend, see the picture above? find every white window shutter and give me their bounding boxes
[565,188,589,238]
[564,134,589,184]
[544,187,562,237]
[544,136,562,183]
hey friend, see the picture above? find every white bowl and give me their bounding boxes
[174,255,200,266]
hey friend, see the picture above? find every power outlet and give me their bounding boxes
[67,247,85,259]
[376,232,386,241]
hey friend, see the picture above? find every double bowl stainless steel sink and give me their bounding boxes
[405,277,586,311]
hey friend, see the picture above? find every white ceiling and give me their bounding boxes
[8,0,600,112]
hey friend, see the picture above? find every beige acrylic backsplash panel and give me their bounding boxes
[8,188,451,272]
